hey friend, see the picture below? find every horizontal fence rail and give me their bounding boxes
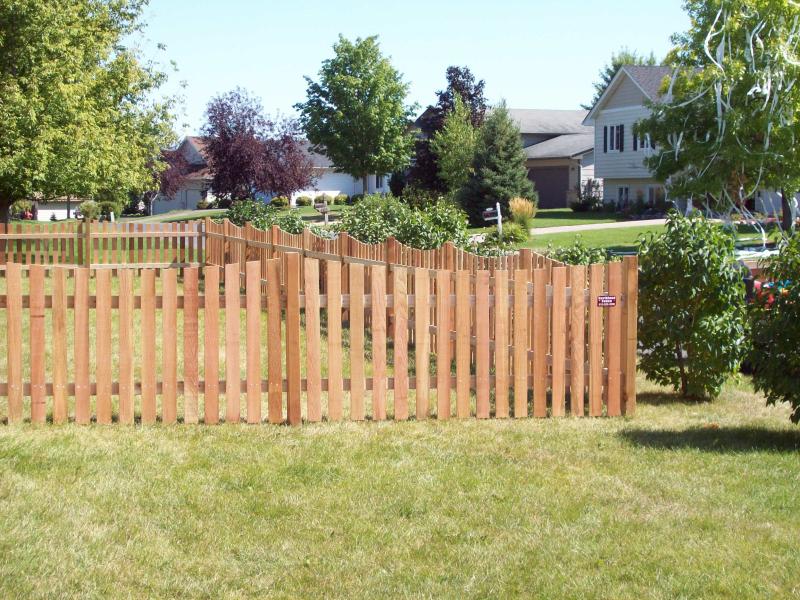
[0,255,638,425]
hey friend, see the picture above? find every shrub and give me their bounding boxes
[226,199,276,230]
[270,196,289,208]
[196,199,212,210]
[350,193,364,204]
[401,184,444,209]
[638,211,747,399]
[309,225,338,240]
[78,200,100,221]
[545,236,615,265]
[388,171,407,197]
[509,197,537,229]
[334,194,349,206]
[485,222,528,245]
[295,196,312,207]
[314,194,332,206]
[337,194,469,250]
[97,201,119,219]
[277,211,305,234]
[570,179,604,212]
[750,234,800,423]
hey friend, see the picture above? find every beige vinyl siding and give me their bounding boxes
[604,76,648,109]
[594,105,653,180]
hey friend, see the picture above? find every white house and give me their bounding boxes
[151,136,390,214]
[584,65,789,215]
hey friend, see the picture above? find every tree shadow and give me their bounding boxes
[637,392,713,407]
[619,426,800,453]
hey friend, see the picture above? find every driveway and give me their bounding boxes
[530,218,667,235]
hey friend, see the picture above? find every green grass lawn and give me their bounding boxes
[530,208,627,229]
[0,374,798,599]
[524,225,667,252]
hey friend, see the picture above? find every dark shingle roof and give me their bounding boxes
[524,133,594,159]
[622,66,673,101]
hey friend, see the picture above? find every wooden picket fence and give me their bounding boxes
[0,254,637,425]
[0,221,203,267]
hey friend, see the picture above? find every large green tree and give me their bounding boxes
[638,0,800,231]
[295,35,415,193]
[583,48,659,110]
[457,102,535,225]
[0,0,175,222]
[430,97,478,193]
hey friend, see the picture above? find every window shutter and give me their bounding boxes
[619,125,625,152]
[604,126,608,153]
[633,132,638,151]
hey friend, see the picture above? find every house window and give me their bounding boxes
[640,134,652,151]
[617,186,630,207]
[606,125,625,152]
[375,175,384,189]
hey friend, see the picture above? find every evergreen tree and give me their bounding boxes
[457,103,535,225]
[430,97,478,193]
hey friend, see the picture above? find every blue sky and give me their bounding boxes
[137,0,689,135]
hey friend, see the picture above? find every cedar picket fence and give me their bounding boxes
[0,253,637,425]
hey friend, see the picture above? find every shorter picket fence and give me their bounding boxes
[0,254,637,425]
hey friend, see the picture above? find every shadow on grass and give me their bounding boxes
[637,392,713,407]
[620,426,800,453]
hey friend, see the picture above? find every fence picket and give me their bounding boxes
[475,270,490,419]
[371,265,387,421]
[6,263,23,423]
[246,260,262,424]
[532,269,548,418]
[52,268,68,424]
[162,268,178,424]
[204,266,220,424]
[266,258,283,424]
[183,267,199,424]
[305,259,322,422]
[623,256,639,416]
[326,261,344,421]
[118,269,134,424]
[569,266,587,417]
[96,269,113,424]
[74,268,91,424]
[551,267,567,417]
[30,265,46,423]
[225,262,241,423]
[436,270,451,420]
[141,269,157,424]
[588,264,604,417]
[393,267,409,420]
[606,261,623,417]
[414,268,430,420]
[494,270,509,419]
[456,270,471,418]
[349,263,365,421]
[286,253,302,425]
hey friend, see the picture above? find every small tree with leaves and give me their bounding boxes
[638,212,747,399]
[296,35,415,193]
[430,97,478,193]
[411,66,488,191]
[457,103,535,225]
[750,234,800,423]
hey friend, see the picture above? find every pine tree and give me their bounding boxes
[457,103,535,225]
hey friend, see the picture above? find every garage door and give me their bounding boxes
[528,167,570,209]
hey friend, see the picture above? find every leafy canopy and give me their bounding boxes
[295,35,415,182]
[638,0,800,214]
[430,97,478,193]
[202,88,315,204]
[457,102,535,225]
[638,212,747,399]
[411,66,487,191]
[0,0,176,220]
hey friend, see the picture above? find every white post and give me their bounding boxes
[496,201,503,241]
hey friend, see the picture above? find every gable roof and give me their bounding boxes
[507,109,593,135]
[583,65,673,124]
[524,133,594,160]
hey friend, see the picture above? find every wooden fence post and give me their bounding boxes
[622,256,639,416]
[286,253,302,425]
